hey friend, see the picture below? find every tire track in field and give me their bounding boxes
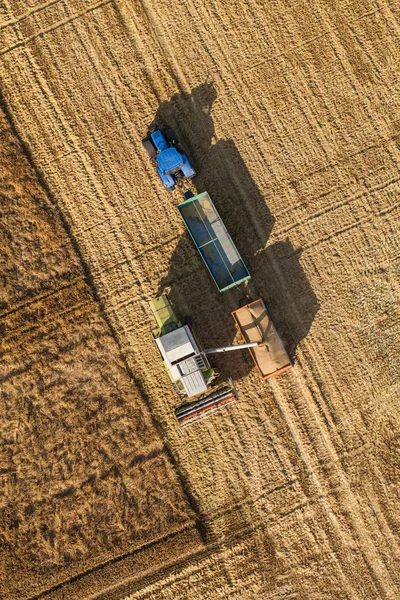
[264,234,400,594]
[276,173,400,240]
[134,0,291,195]
[270,375,398,599]
[313,4,400,172]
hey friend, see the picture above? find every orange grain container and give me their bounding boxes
[232,298,292,380]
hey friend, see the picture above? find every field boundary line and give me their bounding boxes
[85,519,274,600]
[28,524,200,600]
[0,70,206,544]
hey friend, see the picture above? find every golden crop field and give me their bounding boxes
[1,0,399,598]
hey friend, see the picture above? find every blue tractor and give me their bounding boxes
[142,127,196,190]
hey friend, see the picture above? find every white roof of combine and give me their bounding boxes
[155,325,209,397]
[160,327,195,364]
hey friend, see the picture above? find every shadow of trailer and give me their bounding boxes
[232,298,293,380]
[177,192,250,292]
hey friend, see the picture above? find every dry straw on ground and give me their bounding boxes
[0,0,399,598]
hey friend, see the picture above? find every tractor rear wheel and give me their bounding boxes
[142,138,157,158]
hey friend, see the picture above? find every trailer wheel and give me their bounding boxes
[142,138,157,158]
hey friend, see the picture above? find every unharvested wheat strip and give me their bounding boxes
[1,281,92,341]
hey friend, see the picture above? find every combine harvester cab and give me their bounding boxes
[149,295,219,398]
[149,295,252,433]
[232,298,293,380]
[177,192,250,292]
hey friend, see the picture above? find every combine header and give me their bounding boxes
[149,295,259,432]
[175,381,238,430]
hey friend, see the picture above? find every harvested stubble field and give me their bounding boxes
[0,0,400,598]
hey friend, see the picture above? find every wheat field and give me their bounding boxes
[1,0,400,598]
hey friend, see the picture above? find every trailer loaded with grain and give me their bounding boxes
[232,298,292,380]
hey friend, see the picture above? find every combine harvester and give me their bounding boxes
[149,295,259,432]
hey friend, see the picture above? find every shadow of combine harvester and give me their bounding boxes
[145,83,320,430]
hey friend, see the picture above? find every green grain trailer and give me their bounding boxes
[177,192,250,292]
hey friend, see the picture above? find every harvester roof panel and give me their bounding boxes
[160,327,196,365]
